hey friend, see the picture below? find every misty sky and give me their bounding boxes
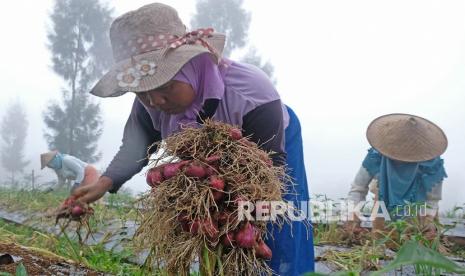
[0,0,464,212]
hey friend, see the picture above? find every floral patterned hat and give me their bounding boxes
[90,3,226,98]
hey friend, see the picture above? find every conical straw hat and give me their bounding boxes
[40,150,58,169]
[366,113,447,162]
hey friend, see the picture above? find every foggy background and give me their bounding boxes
[0,0,464,213]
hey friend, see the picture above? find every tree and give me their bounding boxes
[43,89,103,163]
[0,101,30,185]
[191,0,277,82]
[191,0,251,57]
[44,0,113,162]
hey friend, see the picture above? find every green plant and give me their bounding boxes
[371,240,465,275]
[443,205,465,219]
[0,263,28,276]
[0,187,66,212]
[0,219,145,275]
[15,263,27,276]
[316,241,387,272]
[0,187,137,233]
[313,222,342,245]
[305,271,359,276]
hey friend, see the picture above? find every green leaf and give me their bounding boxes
[371,240,465,275]
[304,272,359,276]
[15,263,27,276]
[0,272,13,276]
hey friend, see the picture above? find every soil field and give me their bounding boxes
[0,243,104,276]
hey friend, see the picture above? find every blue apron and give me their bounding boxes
[265,106,314,275]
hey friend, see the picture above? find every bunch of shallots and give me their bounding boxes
[135,120,291,275]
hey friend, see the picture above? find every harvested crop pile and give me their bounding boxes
[54,194,94,242]
[56,195,94,221]
[134,120,299,275]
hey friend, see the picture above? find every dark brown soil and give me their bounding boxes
[0,242,104,276]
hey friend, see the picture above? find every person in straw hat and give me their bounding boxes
[67,3,314,274]
[40,150,101,193]
[346,113,447,237]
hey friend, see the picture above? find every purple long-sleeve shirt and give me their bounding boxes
[104,61,289,193]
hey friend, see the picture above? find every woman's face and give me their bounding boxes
[137,80,196,114]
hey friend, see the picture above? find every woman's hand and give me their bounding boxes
[53,177,112,219]
[71,176,113,204]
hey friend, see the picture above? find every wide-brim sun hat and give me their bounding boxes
[366,113,448,162]
[40,150,58,169]
[90,3,226,98]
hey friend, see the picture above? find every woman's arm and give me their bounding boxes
[426,182,442,217]
[348,166,374,204]
[71,98,161,204]
[103,98,161,193]
[241,99,286,166]
[344,166,374,227]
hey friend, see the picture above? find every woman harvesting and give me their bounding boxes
[70,3,314,274]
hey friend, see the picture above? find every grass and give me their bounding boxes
[0,186,147,274]
[0,219,146,275]
[309,196,465,275]
[313,222,344,245]
[316,241,388,272]
[0,263,27,276]
[0,187,67,212]
[0,187,198,275]
[312,202,465,275]
[371,240,465,275]
[2,188,464,275]
[443,204,465,219]
[309,240,465,276]
[0,187,138,231]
